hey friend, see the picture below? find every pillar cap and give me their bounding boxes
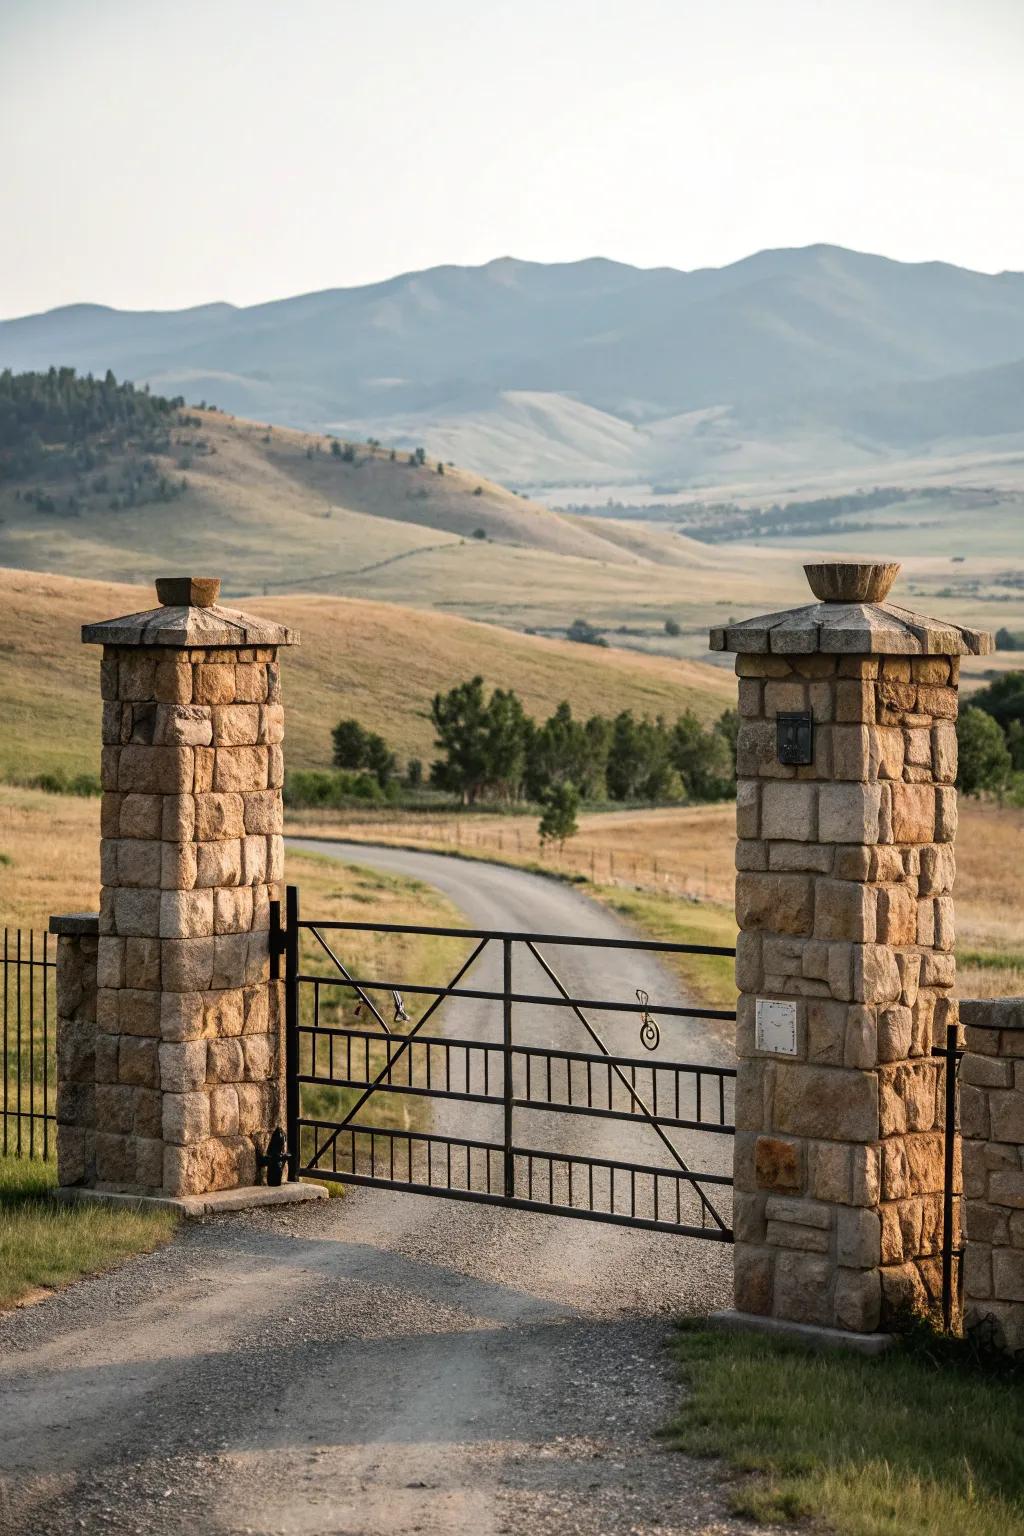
[710,560,991,657]
[82,577,298,649]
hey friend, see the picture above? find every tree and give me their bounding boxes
[331,718,396,788]
[566,618,608,648]
[330,439,342,457]
[714,708,739,777]
[526,701,608,800]
[481,688,529,802]
[538,782,579,851]
[664,617,681,637]
[405,758,423,789]
[332,718,369,770]
[605,712,679,801]
[364,732,397,790]
[1007,719,1024,772]
[957,706,1012,797]
[971,671,1024,731]
[430,677,490,804]
[670,711,734,800]
[430,677,529,803]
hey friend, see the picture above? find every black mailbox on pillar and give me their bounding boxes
[776,710,814,766]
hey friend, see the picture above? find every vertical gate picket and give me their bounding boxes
[502,937,514,1199]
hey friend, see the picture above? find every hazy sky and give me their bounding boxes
[2,0,1022,317]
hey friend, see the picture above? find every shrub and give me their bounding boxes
[283,770,384,809]
[957,707,1012,797]
[24,769,101,797]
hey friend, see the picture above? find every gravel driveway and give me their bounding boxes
[0,844,745,1536]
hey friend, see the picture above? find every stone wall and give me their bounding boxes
[960,997,1024,1354]
[732,651,959,1330]
[91,642,286,1194]
[53,916,99,1186]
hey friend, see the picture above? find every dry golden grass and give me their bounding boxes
[0,567,734,782]
[288,797,1024,1000]
[0,411,625,586]
[287,802,737,904]
[0,785,101,928]
[2,780,1020,1000]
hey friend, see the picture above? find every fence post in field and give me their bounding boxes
[52,576,301,1200]
[711,561,990,1336]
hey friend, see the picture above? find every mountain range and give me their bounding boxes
[3,245,1024,489]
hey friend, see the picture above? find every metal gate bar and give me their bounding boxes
[279,886,736,1239]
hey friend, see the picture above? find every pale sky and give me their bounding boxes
[1,0,1022,318]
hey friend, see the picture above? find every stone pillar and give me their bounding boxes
[58,576,298,1197]
[959,997,1024,1354]
[711,561,990,1334]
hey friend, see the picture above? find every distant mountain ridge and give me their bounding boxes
[4,245,1024,486]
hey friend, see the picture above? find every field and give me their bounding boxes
[286,796,1024,1001]
[0,567,733,782]
[1,405,1021,677]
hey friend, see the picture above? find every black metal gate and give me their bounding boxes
[276,885,736,1240]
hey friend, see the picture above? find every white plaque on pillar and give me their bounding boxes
[755,998,798,1056]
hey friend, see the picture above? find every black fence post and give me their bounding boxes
[503,937,513,1199]
[285,885,300,1183]
[941,1021,960,1333]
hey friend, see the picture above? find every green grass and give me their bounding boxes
[960,949,1024,972]
[0,1156,177,1309]
[592,886,737,1010]
[668,1323,1024,1536]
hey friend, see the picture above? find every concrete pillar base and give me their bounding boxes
[708,1309,896,1356]
[53,1180,328,1220]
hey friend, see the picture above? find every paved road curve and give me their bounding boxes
[0,844,741,1536]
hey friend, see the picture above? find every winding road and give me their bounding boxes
[0,843,740,1536]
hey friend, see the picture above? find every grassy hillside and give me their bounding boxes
[1,388,1020,681]
[0,406,635,586]
[0,568,734,781]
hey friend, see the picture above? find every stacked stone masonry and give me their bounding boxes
[960,999,1024,1355]
[733,651,960,1332]
[55,924,99,1187]
[59,644,287,1196]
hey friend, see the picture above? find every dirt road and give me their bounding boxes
[0,845,742,1536]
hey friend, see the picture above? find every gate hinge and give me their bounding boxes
[258,1126,288,1187]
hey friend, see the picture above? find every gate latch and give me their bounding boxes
[258,1126,288,1187]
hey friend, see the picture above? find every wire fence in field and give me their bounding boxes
[2,927,56,1160]
[291,815,735,905]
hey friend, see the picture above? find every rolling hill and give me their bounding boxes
[0,568,735,782]
[5,245,1024,487]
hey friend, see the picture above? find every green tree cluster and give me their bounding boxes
[956,672,1024,800]
[425,677,736,808]
[0,366,183,481]
[331,718,397,789]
